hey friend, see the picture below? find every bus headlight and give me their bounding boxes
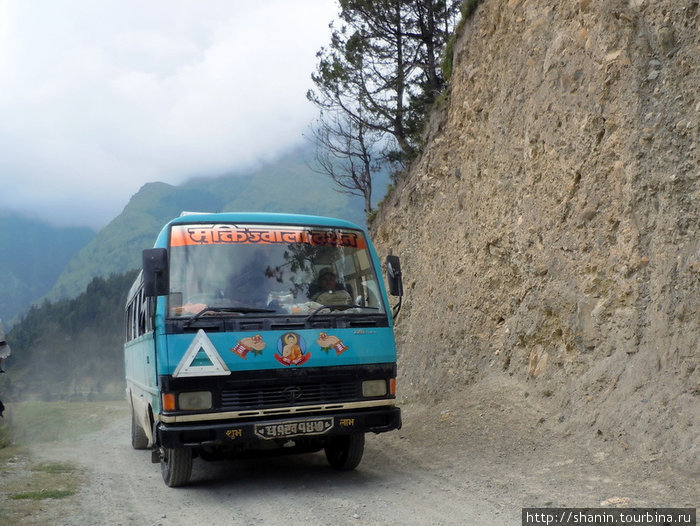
[362,379,387,398]
[178,391,212,411]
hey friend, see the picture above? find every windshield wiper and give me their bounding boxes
[305,305,378,323]
[185,306,275,327]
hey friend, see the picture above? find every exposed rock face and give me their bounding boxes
[372,0,698,470]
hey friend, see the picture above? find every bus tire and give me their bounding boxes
[325,433,365,471]
[161,447,192,487]
[130,409,149,450]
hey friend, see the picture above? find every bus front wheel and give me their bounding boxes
[325,433,365,471]
[160,447,193,487]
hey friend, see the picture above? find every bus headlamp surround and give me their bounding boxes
[178,391,212,411]
[362,379,388,398]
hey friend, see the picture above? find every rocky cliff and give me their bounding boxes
[372,0,698,472]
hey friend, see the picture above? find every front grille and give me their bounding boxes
[221,381,361,410]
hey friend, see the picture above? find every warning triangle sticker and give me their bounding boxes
[173,329,231,377]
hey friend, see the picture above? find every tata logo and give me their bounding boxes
[282,386,303,403]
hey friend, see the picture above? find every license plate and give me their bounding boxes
[254,417,334,440]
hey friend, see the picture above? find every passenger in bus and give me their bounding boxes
[310,268,352,306]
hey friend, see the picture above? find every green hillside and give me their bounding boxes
[48,147,366,300]
[0,271,137,400]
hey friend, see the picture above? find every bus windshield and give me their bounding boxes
[167,223,386,318]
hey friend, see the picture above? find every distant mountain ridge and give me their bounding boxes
[48,146,368,301]
[0,215,94,323]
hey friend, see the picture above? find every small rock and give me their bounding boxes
[600,496,630,507]
[658,27,675,53]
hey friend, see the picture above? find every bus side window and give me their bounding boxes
[125,285,150,342]
[128,298,137,341]
[145,297,154,333]
[138,290,146,335]
[125,303,133,341]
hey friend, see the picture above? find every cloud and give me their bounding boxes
[0,0,336,227]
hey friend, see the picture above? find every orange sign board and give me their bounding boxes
[170,224,366,249]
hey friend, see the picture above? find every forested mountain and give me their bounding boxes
[0,215,95,323]
[0,271,137,400]
[48,145,373,301]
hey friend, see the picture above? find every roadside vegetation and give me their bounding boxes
[0,271,136,402]
[307,0,485,219]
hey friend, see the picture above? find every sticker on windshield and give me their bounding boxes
[275,332,311,366]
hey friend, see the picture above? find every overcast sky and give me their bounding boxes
[0,0,337,228]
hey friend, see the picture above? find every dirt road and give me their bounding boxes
[30,376,697,526]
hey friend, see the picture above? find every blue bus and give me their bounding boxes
[124,212,403,486]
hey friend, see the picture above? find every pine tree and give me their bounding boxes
[308,0,461,217]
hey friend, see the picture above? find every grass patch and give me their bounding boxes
[4,400,115,444]
[0,453,83,524]
[10,488,76,500]
[0,400,125,526]
[33,462,77,474]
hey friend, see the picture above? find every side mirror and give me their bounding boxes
[143,248,169,297]
[385,255,403,297]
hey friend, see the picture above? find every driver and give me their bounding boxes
[311,268,352,306]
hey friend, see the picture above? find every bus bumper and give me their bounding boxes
[157,406,401,449]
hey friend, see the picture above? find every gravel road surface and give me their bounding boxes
[31,376,697,525]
